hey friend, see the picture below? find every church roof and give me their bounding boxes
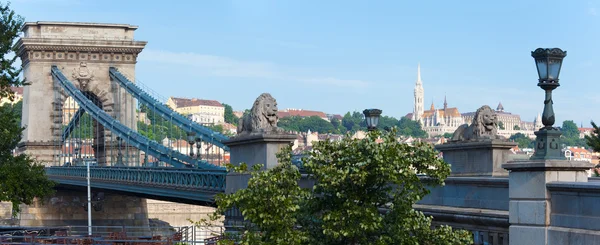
[422,107,461,118]
[497,102,504,111]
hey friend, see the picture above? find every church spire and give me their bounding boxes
[417,63,422,85]
[430,101,435,111]
[443,95,448,110]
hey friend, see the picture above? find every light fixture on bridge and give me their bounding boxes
[195,136,202,161]
[187,132,196,157]
[530,47,567,160]
[363,108,382,132]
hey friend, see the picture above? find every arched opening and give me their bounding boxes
[61,92,107,166]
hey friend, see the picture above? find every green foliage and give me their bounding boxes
[513,125,520,130]
[0,2,55,215]
[223,103,238,125]
[0,104,56,214]
[561,120,588,147]
[498,121,505,130]
[585,121,600,152]
[442,133,453,139]
[0,2,26,98]
[509,133,534,148]
[341,111,368,132]
[202,128,473,245]
[396,117,428,138]
[138,104,188,141]
[278,116,338,134]
[561,120,579,139]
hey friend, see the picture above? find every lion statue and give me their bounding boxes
[450,105,505,142]
[237,93,284,134]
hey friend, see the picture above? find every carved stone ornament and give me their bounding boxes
[237,93,285,135]
[72,62,95,91]
[450,105,505,142]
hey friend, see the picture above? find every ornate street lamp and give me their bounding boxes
[363,109,382,131]
[195,137,202,160]
[187,132,196,157]
[530,48,567,160]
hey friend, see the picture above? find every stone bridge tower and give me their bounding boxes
[16,22,146,165]
[10,22,150,228]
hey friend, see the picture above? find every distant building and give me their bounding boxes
[565,146,592,163]
[462,103,541,139]
[579,127,595,139]
[0,87,23,106]
[233,111,244,119]
[406,65,464,137]
[166,97,224,125]
[62,96,80,125]
[278,108,329,121]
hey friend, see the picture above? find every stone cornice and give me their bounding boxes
[17,38,147,66]
[16,38,147,55]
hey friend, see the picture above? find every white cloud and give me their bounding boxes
[138,49,371,89]
[589,7,598,16]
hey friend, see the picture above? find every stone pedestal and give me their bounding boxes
[222,133,296,229]
[14,189,150,233]
[223,133,297,172]
[436,140,517,177]
[502,160,593,245]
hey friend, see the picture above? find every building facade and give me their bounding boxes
[461,103,541,139]
[407,65,464,137]
[166,97,224,125]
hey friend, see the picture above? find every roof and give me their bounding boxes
[169,97,223,108]
[279,109,327,119]
[404,113,414,119]
[567,147,591,154]
[422,107,461,118]
[497,102,504,111]
[579,128,594,133]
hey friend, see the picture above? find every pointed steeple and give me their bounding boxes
[443,95,448,110]
[417,63,422,85]
[496,102,504,112]
[430,101,435,111]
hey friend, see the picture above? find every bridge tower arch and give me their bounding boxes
[16,21,146,165]
[12,22,151,228]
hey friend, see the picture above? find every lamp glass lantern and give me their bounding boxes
[187,132,196,157]
[530,47,567,160]
[531,48,567,84]
[363,109,382,131]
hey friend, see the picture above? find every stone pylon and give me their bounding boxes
[16,21,146,166]
[12,21,149,229]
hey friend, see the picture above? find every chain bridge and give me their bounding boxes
[17,22,230,208]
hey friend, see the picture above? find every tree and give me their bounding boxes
[498,121,505,130]
[509,133,534,148]
[204,128,473,244]
[585,121,600,152]
[513,125,520,130]
[0,2,55,215]
[561,120,579,139]
[561,120,588,147]
[396,117,427,138]
[222,103,238,125]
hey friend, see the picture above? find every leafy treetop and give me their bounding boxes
[200,128,473,245]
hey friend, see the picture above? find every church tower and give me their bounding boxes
[413,63,425,122]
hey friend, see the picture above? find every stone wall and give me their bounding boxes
[17,190,149,228]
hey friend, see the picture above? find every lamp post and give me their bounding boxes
[74,140,92,236]
[530,48,567,160]
[187,132,196,157]
[363,109,382,131]
[195,137,202,161]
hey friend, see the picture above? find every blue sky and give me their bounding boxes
[11,0,600,127]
